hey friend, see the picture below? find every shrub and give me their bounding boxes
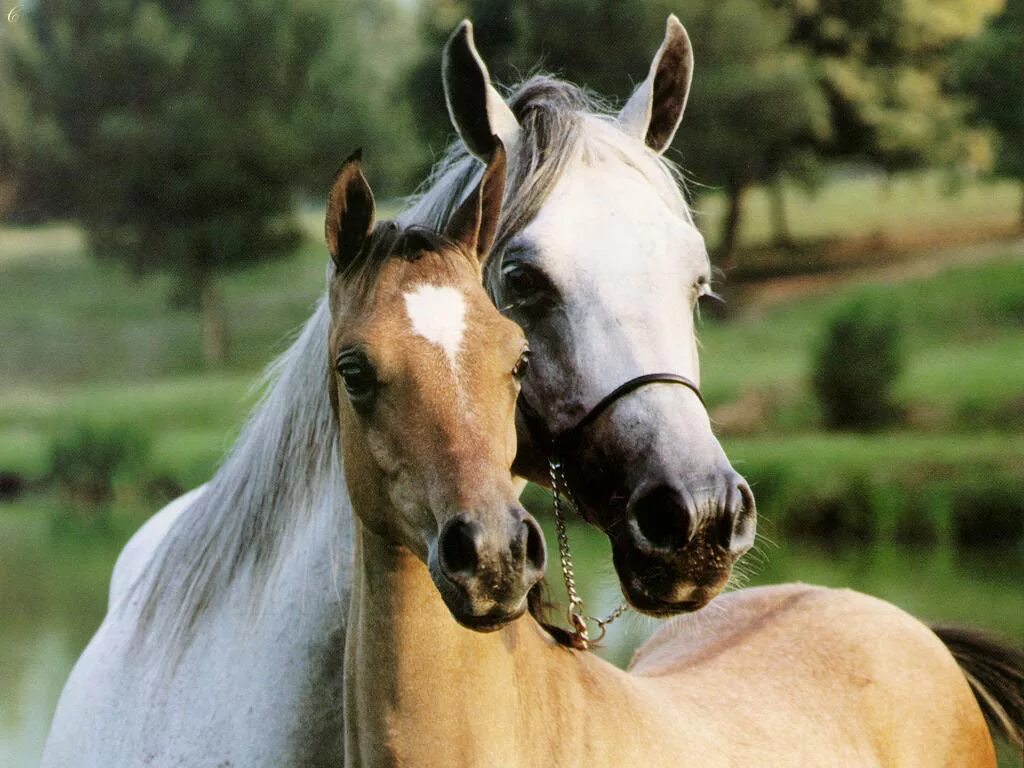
[813,300,903,430]
[781,478,877,544]
[951,481,1024,550]
[49,423,152,507]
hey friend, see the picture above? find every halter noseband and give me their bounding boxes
[517,372,706,454]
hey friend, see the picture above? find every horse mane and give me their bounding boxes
[134,75,694,652]
[400,76,694,293]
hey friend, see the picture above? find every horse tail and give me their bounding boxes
[931,624,1024,749]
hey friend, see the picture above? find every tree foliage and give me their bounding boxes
[956,0,1024,222]
[670,0,829,258]
[773,0,1001,170]
[3,0,415,363]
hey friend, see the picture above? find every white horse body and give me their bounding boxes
[44,485,353,767]
[106,486,202,608]
[44,297,356,767]
[43,18,723,766]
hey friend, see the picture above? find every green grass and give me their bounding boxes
[699,247,1024,429]
[724,432,1024,486]
[0,374,255,484]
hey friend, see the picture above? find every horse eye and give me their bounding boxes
[502,262,540,300]
[512,348,531,379]
[337,349,377,406]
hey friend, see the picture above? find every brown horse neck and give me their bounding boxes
[343,519,646,768]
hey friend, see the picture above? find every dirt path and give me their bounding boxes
[733,235,1024,317]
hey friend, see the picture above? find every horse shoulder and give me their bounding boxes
[107,485,206,610]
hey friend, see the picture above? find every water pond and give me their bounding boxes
[2,499,1021,766]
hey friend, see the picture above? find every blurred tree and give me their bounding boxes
[670,0,829,262]
[956,0,1024,227]
[0,30,25,218]
[4,0,415,364]
[296,0,421,196]
[771,0,1001,170]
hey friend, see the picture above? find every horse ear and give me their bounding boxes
[617,15,694,154]
[443,20,521,161]
[326,148,376,271]
[445,139,507,262]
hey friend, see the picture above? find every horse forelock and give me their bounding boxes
[135,73,694,656]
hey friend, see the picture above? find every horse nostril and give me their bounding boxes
[439,516,481,580]
[523,515,546,573]
[713,477,757,554]
[730,480,757,555]
[629,485,695,552]
[713,510,734,550]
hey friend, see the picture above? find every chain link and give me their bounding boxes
[548,458,629,650]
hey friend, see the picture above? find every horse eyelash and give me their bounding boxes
[702,287,724,303]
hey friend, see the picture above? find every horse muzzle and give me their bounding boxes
[430,507,547,631]
[612,473,756,615]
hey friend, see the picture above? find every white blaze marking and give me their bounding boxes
[403,284,466,369]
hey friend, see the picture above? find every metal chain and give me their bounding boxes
[548,457,629,651]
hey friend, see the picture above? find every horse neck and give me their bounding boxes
[343,520,675,768]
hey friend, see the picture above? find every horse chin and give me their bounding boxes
[611,544,732,618]
[429,569,527,632]
[621,581,714,617]
[450,603,527,633]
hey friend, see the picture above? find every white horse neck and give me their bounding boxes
[343,521,702,768]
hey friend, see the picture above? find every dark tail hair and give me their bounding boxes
[931,624,1024,749]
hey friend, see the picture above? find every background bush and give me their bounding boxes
[813,300,903,430]
[49,423,152,508]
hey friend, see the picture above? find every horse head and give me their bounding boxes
[326,145,546,631]
[440,18,755,617]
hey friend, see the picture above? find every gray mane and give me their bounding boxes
[400,76,693,281]
[135,75,693,650]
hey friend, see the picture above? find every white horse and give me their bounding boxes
[43,17,755,766]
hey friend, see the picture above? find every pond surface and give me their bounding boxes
[2,498,1021,767]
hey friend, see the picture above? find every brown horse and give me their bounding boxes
[326,146,1021,767]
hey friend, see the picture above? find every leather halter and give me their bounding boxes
[517,372,706,455]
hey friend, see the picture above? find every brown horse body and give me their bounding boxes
[346,541,994,767]
[324,146,1006,767]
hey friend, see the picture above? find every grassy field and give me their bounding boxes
[1,171,1021,509]
[1,171,1022,768]
[695,169,1022,249]
[700,246,1024,423]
